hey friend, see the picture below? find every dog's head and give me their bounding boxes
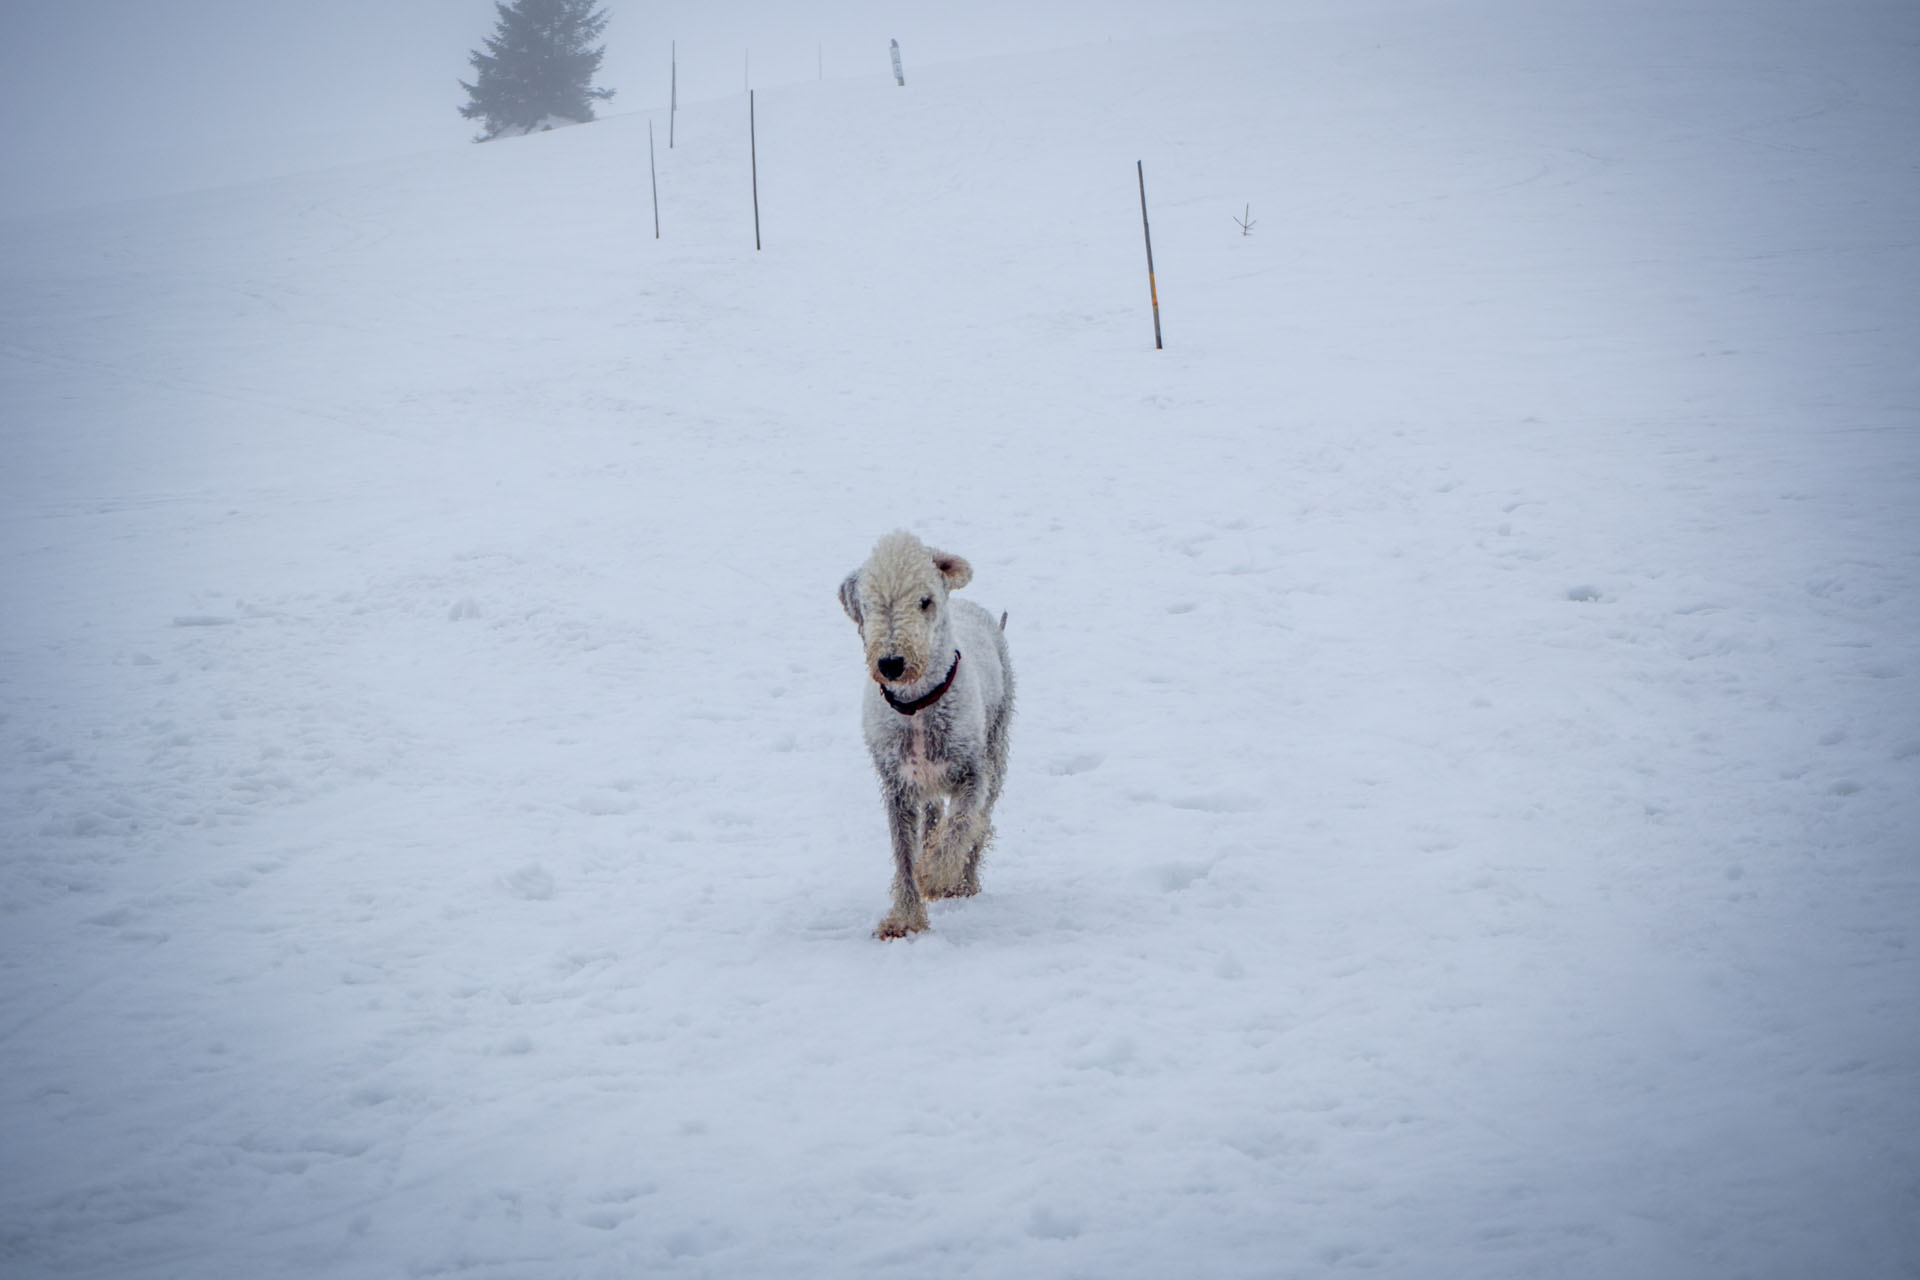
[839,530,972,687]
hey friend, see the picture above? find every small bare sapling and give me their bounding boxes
[1234,204,1256,236]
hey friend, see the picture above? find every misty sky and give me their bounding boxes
[0,0,1280,221]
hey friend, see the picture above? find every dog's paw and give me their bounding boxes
[919,875,978,900]
[874,909,929,940]
[915,853,977,900]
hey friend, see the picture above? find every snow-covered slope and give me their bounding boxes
[3,3,1917,1276]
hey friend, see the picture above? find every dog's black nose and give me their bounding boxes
[877,656,906,680]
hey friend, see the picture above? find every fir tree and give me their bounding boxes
[459,0,615,141]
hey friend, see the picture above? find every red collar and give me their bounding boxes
[882,651,961,716]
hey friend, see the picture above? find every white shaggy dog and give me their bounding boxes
[839,531,1013,938]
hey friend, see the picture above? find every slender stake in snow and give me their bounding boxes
[1138,161,1163,350]
[649,120,660,240]
[891,39,905,86]
[750,90,762,251]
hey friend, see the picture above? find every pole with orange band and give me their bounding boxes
[1137,160,1163,350]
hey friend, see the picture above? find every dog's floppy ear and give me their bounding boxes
[838,571,864,625]
[929,549,972,592]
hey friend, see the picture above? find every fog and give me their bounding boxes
[0,0,1280,221]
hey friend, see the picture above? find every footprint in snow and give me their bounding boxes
[501,865,555,900]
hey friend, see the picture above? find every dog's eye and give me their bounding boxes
[919,596,934,612]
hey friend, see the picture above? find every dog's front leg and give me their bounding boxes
[920,760,989,900]
[875,780,930,939]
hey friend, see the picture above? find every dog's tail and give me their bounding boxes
[999,611,1008,631]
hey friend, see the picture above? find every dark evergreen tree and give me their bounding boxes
[458,0,615,141]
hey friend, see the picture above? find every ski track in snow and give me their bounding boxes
[3,3,1918,1277]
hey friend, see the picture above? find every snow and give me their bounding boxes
[3,1,1918,1276]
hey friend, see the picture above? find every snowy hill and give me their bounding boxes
[3,3,1918,1276]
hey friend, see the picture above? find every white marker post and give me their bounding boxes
[890,39,905,86]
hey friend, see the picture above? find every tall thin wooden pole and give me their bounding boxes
[1137,160,1163,350]
[750,90,761,251]
[669,42,677,147]
[649,120,660,239]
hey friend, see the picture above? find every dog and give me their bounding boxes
[839,531,1013,938]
